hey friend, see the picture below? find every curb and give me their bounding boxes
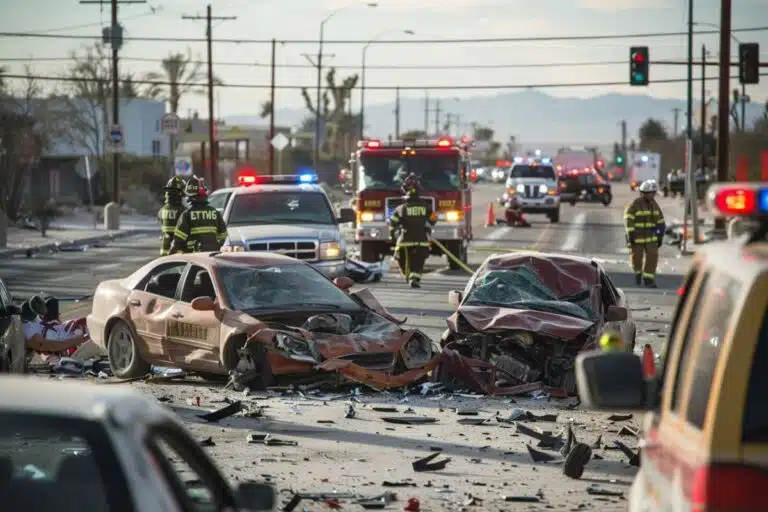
[0,228,158,259]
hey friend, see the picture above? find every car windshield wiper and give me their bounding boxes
[269,302,344,309]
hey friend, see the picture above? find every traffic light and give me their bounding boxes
[739,43,760,85]
[630,46,649,86]
[616,155,624,165]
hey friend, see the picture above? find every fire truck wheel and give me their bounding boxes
[359,242,379,263]
[446,242,467,270]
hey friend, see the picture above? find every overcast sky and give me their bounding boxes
[1,0,766,121]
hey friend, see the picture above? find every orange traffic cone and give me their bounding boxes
[642,344,656,378]
[484,203,496,227]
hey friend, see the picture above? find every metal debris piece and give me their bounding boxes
[345,404,356,418]
[455,409,479,415]
[197,400,243,422]
[247,433,298,446]
[317,420,335,424]
[563,443,593,479]
[516,423,563,449]
[607,413,633,422]
[618,425,639,437]
[526,444,559,463]
[586,485,624,497]
[560,424,576,456]
[357,492,396,509]
[613,440,640,466]
[591,435,602,449]
[372,406,398,413]
[200,437,215,447]
[412,451,451,472]
[457,417,491,426]
[382,416,437,425]
[496,408,526,423]
[463,495,482,506]
[382,480,417,487]
[502,495,540,502]
[525,411,558,422]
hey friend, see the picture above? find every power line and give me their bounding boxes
[4,55,767,70]
[0,25,767,45]
[2,70,766,90]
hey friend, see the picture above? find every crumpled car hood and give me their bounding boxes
[311,325,408,359]
[448,306,594,340]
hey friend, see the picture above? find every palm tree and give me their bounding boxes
[143,49,220,113]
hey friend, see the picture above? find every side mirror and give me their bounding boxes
[235,481,276,511]
[337,207,356,224]
[575,351,648,410]
[448,290,462,307]
[190,296,216,311]
[605,305,628,322]
[333,276,354,291]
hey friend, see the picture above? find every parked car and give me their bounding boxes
[0,277,25,373]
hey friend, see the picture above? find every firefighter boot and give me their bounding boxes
[643,277,658,289]
[409,277,421,289]
[635,273,642,285]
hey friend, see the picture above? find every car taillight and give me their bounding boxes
[691,464,768,511]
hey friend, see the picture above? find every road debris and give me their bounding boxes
[200,437,216,447]
[618,425,639,437]
[560,424,577,456]
[614,440,641,466]
[502,495,541,502]
[563,443,593,479]
[197,400,243,422]
[457,417,491,425]
[516,423,563,449]
[586,485,624,497]
[247,433,298,446]
[382,416,437,425]
[526,444,560,463]
[607,413,633,422]
[412,451,451,472]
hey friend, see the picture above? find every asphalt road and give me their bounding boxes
[1,182,692,510]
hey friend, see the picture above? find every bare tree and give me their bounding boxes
[142,49,220,113]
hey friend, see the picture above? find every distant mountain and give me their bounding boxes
[226,90,766,147]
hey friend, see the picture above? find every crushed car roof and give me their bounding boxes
[480,252,601,290]
[0,376,165,420]
[151,251,305,267]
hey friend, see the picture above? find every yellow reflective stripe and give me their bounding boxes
[390,215,400,222]
[642,272,655,278]
[161,226,175,233]
[623,214,634,220]
[410,273,421,278]
[160,249,169,256]
[656,219,665,224]
[190,226,217,235]
[626,227,635,232]
[174,229,188,240]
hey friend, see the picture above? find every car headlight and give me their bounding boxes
[275,333,316,362]
[539,184,548,194]
[516,184,525,193]
[402,334,435,369]
[320,241,342,259]
[221,241,245,252]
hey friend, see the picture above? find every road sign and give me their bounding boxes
[161,113,180,135]
[174,156,193,176]
[271,132,289,152]
[105,124,124,153]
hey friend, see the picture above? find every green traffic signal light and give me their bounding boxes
[616,156,624,164]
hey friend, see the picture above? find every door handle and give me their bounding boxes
[171,312,184,319]
[129,300,141,307]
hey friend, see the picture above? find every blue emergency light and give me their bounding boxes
[299,174,315,183]
[541,158,551,164]
[237,172,318,187]
[513,157,523,163]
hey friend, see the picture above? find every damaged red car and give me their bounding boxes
[87,252,440,389]
[434,252,636,395]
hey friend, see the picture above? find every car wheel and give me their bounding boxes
[569,200,576,206]
[107,320,151,379]
[549,209,560,223]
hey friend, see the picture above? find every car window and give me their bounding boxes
[670,271,711,414]
[179,265,217,303]
[208,192,231,212]
[145,424,233,512]
[599,272,618,307]
[742,308,768,442]
[227,191,336,226]
[0,412,133,512]
[140,262,187,299]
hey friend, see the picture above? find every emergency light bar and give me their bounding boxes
[707,183,768,217]
[237,172,318,186]
[358,137,457,150]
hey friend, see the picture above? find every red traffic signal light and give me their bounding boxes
[632,52,645,63]
[630,46,649,86]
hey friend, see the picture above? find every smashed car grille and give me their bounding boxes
[338,352,396,370]
[247,239,318,260]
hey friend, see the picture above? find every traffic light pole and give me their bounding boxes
[715,0,732,235]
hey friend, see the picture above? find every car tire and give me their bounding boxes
[602,195,612,207]
[549,209,560,223]
[107,320,151,379]
[563,442,593,479]
[232,342,274,391]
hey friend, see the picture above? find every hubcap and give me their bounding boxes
[109,327,134,371]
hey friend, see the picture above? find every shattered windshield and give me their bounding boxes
[359,154,460,191]
[464,266,597,322]
[218,263,361,312]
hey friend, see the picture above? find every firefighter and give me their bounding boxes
[624,179,666,288]
[388,173,437,289]
[505,195,531,228]
[170,176,228,254]
[158,176,185,256]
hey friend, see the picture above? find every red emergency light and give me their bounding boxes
[712,187,758,215]
[364,139,381,148]
[237,168,259,186]
[460,136,470,144]
[596,160,604,168]
[437,137,452,148]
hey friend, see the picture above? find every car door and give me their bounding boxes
[0,278,25,373]
[143,421,239,512]
[599,271,632,343]
[127,262,188,363]
[164,265,222,372]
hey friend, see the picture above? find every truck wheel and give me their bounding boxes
[359,242,378,263]
[549,209,560,223]
[446,241,467,270]
[602,195,612,207]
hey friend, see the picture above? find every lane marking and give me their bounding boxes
[560,212,587,252]
[531,223,552,251]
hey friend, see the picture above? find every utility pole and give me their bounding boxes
[268,38,276,175]
[445,113,453,135]
[455,114,462,136]
[672,108,681,137]
[183,5,236,191]
[715,0,732,234]
[434,100,442,136]
[394,87,400,139]
[80,0,145,230]
[700,45,708,174]
[423,91,429,135]
[620,120,627,176]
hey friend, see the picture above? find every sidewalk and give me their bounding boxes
[0,211,159,259]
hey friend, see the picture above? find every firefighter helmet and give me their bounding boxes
[638,179,658,193]
[183,176,207,198]
[164,176,185,193]
[401,173,421,197]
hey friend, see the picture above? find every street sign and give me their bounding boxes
[271,132,289,152]
[105,124,124,153]
[161,113,180,135]
[174,156,193,176]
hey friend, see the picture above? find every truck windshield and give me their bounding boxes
[359,153,460,191]
[509,165,556,180]
[227,191,336,226]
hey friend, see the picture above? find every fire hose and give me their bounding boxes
[428,236,474,275]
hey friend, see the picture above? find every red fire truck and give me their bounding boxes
[350,137,473,269]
